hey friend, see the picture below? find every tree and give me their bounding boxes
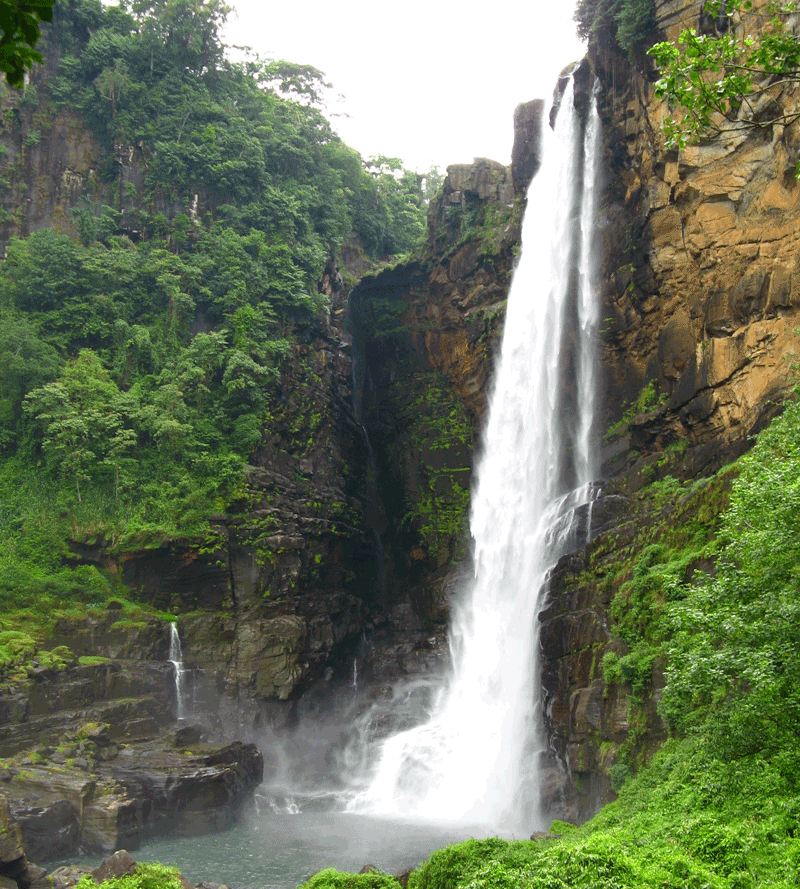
[130,0,231,75]
[24,350,136,502]
[574,0,657,55]
[0,0,54,87]
[255,59,332,107]
[648,0,800,149]
[0,311,62,451]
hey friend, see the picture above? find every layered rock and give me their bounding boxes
[593,0,800,458]
[7,9,799,833]
[1,729,262,861]
[0,614,265,864]
[534,0,800,821]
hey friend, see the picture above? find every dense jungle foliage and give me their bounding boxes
[0,0,430,621]
[305,393,800,886]
[574,0,657,56]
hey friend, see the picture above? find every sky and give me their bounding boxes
[222,0,586,174]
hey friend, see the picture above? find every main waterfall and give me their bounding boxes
[348,78,602,831]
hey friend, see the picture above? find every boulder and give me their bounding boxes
[91,850,137,883]
[48,865,94,889]
[0,795,24,867]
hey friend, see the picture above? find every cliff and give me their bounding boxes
[536,0,800,820]
[336,0,800,823]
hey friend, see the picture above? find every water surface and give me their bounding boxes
[132,810,496,889]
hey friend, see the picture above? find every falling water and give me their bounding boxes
[348,79,601,831]
[169,621,187,721]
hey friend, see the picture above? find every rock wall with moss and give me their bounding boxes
[533,0,800,821]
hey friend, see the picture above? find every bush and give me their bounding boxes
[299,870,401,889]
[77,864,183,889]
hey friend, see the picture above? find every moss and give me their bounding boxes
[605,379,665,442]
[549,819,578,833]
[390,373,474,564]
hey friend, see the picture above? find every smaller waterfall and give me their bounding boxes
[169,622,187,721]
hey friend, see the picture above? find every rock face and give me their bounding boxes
[56,310,380,730]
[532,0,800,821]
[593,0,800,456]
[1,731,262,861]
[0,657,173,758]
[0,615,264,863]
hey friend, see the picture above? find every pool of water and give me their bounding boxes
[121,810,499,889]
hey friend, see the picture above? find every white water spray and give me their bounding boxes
[348,79,602,831]
[169,621,187,722]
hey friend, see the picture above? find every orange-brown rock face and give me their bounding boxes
[537,0,800,824]
[595,0,800,464]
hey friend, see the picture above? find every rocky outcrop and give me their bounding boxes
[1,729,262,861]
[512,100,546,195]
[0,795,43,889]
[49,848,221,889]
[0,614,263,862]
[344,147,526,613]
[0,657,173,757]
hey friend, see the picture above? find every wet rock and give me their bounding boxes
[0,796,24,866]
[3,740,262,860]
[91,850,137,883]
[4,768,93,862]
[20,865,47,889]
[48,864,95,889]
[0,660,173,757]
[393,869,413,888]
[173,725,203,747]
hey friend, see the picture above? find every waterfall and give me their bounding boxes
[169,621,187,722]
[347,78,601,831]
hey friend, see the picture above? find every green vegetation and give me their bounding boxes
[300,871,402,889]
[77,863,184,889]
[395,376,473,566]
[0,0,429,637]
[298,395,800,887]
[605,379,664,441]
[574,0,657,56]
[0,0,54,88]
[648,0,800,150]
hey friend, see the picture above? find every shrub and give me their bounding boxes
[299,870,402,889]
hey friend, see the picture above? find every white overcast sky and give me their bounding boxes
[223,1,586,173]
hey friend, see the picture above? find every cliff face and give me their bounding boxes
[535,0,800,821]
[595,0,800,460]
[0,39,533,779]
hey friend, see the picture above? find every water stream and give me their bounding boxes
[345,78,601,832]
[169,621,187,722]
